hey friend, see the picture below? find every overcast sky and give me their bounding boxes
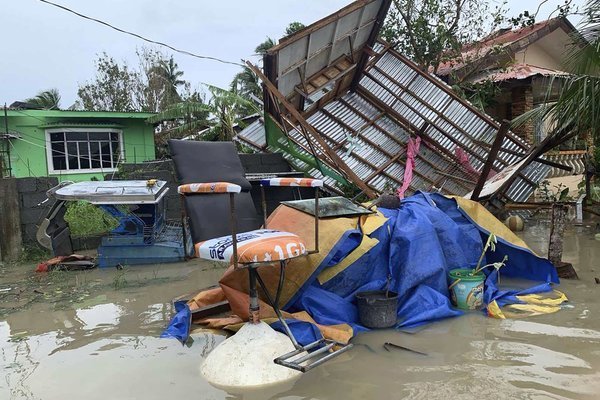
[0,0,586,108]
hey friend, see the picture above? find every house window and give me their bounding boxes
[46,129,123,173]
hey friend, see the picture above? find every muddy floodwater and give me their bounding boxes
[1,215,600,400]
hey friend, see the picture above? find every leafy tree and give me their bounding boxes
[78,53,140,111]
[24,88,61,110]
[78,48,189,112]
[381,0,504,74]
[285,21,306,36]
[255,37,276,56]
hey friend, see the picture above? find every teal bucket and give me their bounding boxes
[448,269,485,310]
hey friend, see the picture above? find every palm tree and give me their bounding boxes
[205,84,261,141]
[25,89,61,109]
[148,56,186,110]
[230,66,262,101]
[255,37,276,55]
[148,85,260,142]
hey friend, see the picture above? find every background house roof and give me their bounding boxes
[436,17,579,78]
[4,109,155,120]
[470,63,571,83]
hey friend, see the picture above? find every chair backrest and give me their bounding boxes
[168,140,260,243]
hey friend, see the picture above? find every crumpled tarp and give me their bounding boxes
[162,192,559,344]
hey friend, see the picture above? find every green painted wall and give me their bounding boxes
[1,110,156,182]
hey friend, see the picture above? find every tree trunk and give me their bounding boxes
[548,203,568,266]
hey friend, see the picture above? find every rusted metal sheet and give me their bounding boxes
[470,64,570,83]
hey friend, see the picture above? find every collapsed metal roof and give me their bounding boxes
[239,0,552,203]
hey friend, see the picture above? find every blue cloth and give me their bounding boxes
[160,300,191,344]
[271,319,323,346]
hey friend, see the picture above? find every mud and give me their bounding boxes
[1,214,599,400]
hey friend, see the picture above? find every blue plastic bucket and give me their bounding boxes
[448,268,485,310]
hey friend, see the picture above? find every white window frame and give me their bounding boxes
[45,128,124,174]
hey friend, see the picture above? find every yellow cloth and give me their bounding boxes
[487,290,568,319]
[452,196,533,253]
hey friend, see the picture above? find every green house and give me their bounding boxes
[0,108,156,181]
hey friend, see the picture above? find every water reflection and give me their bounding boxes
[1,219,600,399]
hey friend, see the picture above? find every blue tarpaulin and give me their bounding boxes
[162,192,559,343]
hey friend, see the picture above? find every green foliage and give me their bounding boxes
[113,268,128,290]
[78,47,190,112]
[18,245,52,264]
[64,201,119,238]
[78,52,140,111]
[381,0,504,72]
[230,66,262,103]
[285,22,306,36]
[452,79,502,111]
[537,180,572,202]
[147,100,211,139]
[338,181,369,203]
[577,177,600,201]
[144,51,187,112]
[255,38,276,55]
[24,89,61,110]
[232,21,307,106]
[380,0,511,111]
[148,84,259,142]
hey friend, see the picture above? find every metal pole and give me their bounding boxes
[3,104,12,178]
[248,267,260,324]
[314,188,319,253]
[229,193,238,269]
[260,185,267,228]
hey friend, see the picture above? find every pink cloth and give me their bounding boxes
[454,147,497,179]
[396,137,421,199]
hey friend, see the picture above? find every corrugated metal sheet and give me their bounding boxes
[234,119,266,151]
[241,27,549,202]
[471,64,570,83]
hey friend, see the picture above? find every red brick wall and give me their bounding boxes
[511,85,534,144]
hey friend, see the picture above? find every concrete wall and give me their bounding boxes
[0,178,22,261]
[16,177,59,245]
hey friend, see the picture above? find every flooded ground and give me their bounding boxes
[1,214,599,400]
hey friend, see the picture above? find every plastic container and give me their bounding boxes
[448,268,485,310]
[356,290,399,328]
